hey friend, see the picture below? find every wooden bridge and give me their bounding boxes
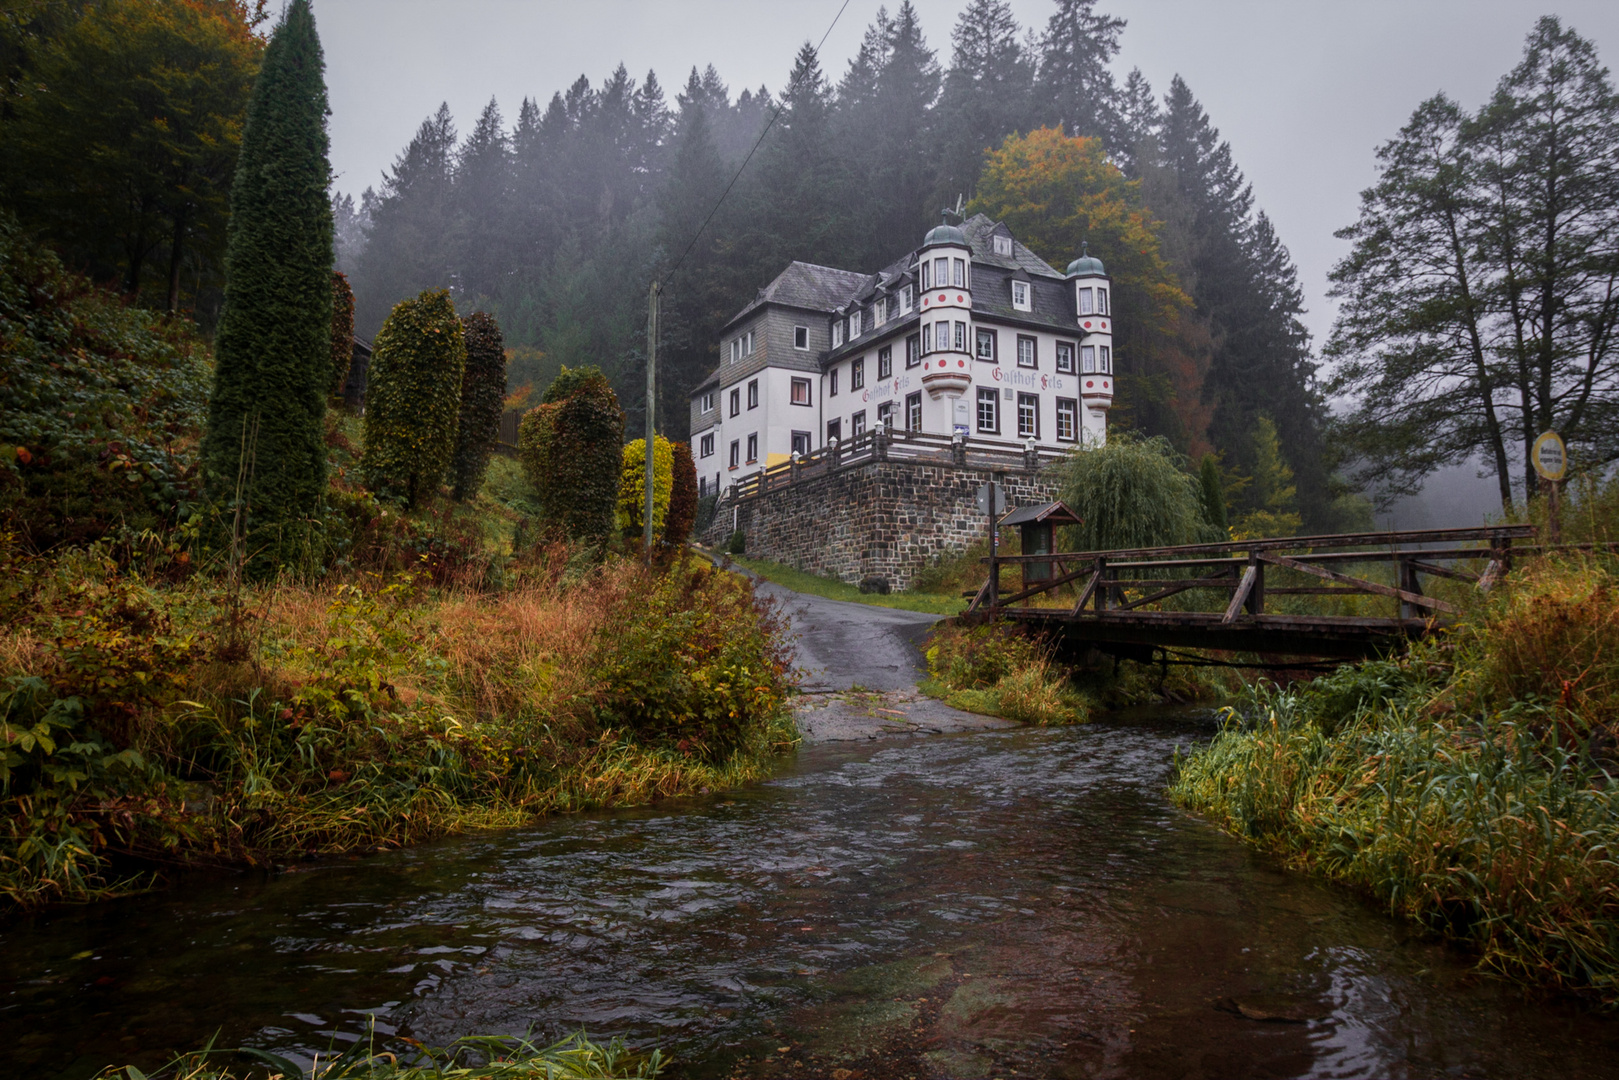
[969,525,1544,661]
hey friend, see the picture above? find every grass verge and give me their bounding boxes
[1171,555,1619,1004]
[717,552,965,616]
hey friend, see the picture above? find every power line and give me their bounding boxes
[659,0,854,291]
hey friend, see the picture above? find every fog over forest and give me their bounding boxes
[328,0,1618,531]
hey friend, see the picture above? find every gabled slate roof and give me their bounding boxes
[724,261,872,328]
[960,213,1066,279]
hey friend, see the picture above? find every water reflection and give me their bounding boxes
[2,717,1616,1079]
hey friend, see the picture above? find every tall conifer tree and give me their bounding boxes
[202,0,333,565]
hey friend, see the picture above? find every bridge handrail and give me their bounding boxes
[979,525,1537,565]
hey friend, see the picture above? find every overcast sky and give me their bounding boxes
[318,0,1619,354]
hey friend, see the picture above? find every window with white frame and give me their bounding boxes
[1017,335,1037,368]
[976,327,996,361]
[746,433,758,462]
[1056,342,1075,374]
[1100,345,1112,373]
[878,345,892,380]
[1056,398,1077,441]
[729,387,741,416]
[729,440,740,467]
[906,333,920,367]
[791,377,811,406]
[1097,287,1109,315]
[1017,392,1039,438]
[852,357,865,389]
[851,410,867,437]
[976,387,998,433]
[791,430,810,456]
[794,325,809,349]
[906,391,922,431]
[1012,280,1030,310]
[952,258,965,287]
[830,367,839,396]
[954,321,966,352]
[700,433,715,457]
[934,322,949,352]
[1081,344,1096,373]
[1078,286,1094,315]
[701,391,714,412]
[747,379,759,409]
[993,234,1013,256]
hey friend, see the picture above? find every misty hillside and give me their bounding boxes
[339,0,1347,531]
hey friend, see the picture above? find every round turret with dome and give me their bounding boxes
[917,212,974,404]
[1065,241,1114,421]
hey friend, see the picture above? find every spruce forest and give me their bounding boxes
[340,0,1352,531]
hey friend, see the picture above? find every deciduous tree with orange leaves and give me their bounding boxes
[967,126,1212,449]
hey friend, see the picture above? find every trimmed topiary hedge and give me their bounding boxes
[363,288,465,506]
[518,366,623,544]
[329,270,354,397]
[451,311,506,501]
[616,435,673,542]
[665,440,697,546]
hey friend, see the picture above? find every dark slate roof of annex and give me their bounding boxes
[724,261,872,329]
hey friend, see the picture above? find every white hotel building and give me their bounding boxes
[689,214,1115,496]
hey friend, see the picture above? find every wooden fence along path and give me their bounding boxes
[970,525,1547,660]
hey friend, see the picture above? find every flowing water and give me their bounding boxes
[5,711,1618,1079]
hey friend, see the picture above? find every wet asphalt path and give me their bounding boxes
[745,577,1016,743]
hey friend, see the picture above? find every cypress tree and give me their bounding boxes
[329,270,355,396]
[201,0,332,566]
[364,289,465,506]
[450,310,506,500]
[1197,453,1227,534]
[665,440,698,546]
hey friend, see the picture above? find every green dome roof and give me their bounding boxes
[1066,242,1106,277]
[923,222,967,248]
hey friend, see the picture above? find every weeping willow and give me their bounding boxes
[1052,433,1219,553]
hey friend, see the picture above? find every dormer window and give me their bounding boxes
[1012,280,1031,311]
[994,234,1013,257]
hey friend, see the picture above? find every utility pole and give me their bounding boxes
[645,281,660,564]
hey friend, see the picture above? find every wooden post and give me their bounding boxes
[986,477,999,611]
[644,281,660,564]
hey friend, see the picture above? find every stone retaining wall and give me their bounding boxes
[700,457,1060,591]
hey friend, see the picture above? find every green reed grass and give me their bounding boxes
[1172,560,1619,1003]
[106,1030,665,1080]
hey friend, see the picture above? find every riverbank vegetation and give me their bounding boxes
[1172,550,1619,1004]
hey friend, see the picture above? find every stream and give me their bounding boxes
[4,708,1618,1079]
